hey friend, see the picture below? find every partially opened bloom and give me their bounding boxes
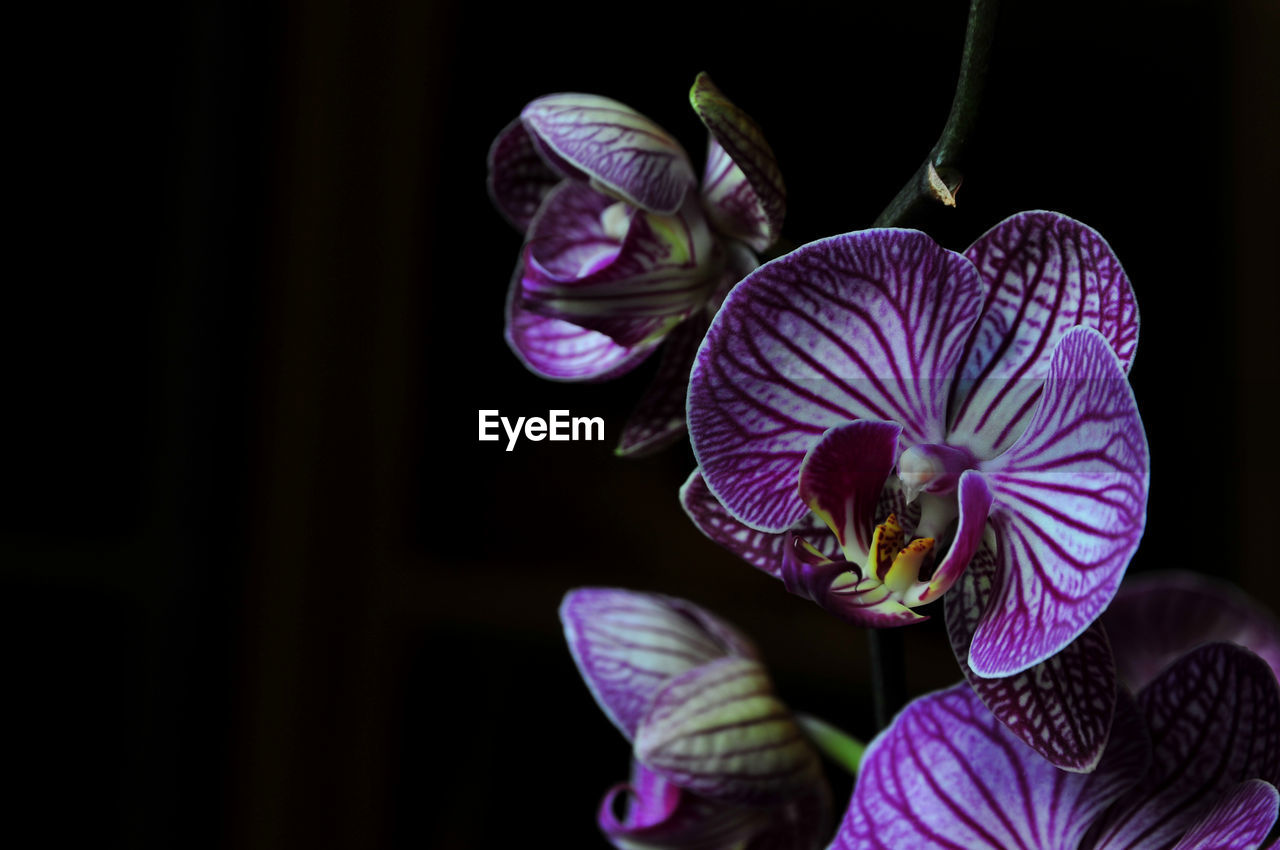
[832,575,1280,850]
[561,588,830,849]
[489,75,785,455]
[686,211,1148,679]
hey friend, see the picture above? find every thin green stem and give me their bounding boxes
[795,712,867,775]
[873,0,1000,227]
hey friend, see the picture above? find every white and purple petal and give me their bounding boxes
[522,93,696,215]
[679,469,840,577]
[971,327,1149,677]
[699,139,775,252]
[946,538,1118,773]
[948,210,1139,459]
[1085,643,1280,850]
[1169,780,1279,850]
[634,656,822,806]
[797,420,902,560]
[688,229,984,533]
[520,184,718,347]
[505,261,660,381]
[560,588,759,741]
[1103,571,1280,691]
[910,470,994,606]
[487,117,564,232]
[617,245,758,458]
[598,761,762,850]
[831,683,1149,850]
[689,73,785,252]
[616,311,706,458]
[779,534,927,628]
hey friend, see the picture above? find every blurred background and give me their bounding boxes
[4,0,1277,846]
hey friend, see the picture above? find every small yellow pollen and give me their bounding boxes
[884,537,935,594]
[869,514,905,582]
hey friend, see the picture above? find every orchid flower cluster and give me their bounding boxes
[487,75,1280,850]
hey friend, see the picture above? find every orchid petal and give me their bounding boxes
[699,138,775,252]
[831,684,1148,850]
[688,229,984,532]
[505,263,660,381]
[1169,780,1279,850]
[797,420,902,561]
[634,656,822,806]
[1103,571,1280,691]
[522,94,696,215]
[690,73,785,252]
[911,470,993,606]
[486,118,563,232]
[679,470,840,577]
[520,183,717,347]
[598,761,763,850]
[525,179,628,280]
[1085,643,1280,850]
[946,538,1118,772]
[616,312,705,458]
[779,535,927,627]
[949,211,1139,459]
[971,327,1148,677]
[617,245,758,458]
[560,588,758,741]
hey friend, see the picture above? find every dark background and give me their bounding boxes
[5,0,1277,847]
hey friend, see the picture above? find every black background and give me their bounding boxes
[5,0,1277,847]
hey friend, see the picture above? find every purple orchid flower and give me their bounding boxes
[831,575,1280,850]
[685,212,1148,681]
[560,588,831,849]
[683,477,1121,773]
[489,74,785,456]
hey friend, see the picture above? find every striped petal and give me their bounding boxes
[946,538,1118,773]
[560,588,758,741]
[522,183,717,346]
[1103,571,1280,691]
[948,211,1139,459]
[598,761,762,850]
[830,683,1149,850]
[616,244,758,458]
[598,760,829,850]
[505,260,660,381]
[679,469,840,577]
[1086,643,1280,850]
[1169,780,1279,850]
[690,73,785,252]
[486,117,563,232]
[614,310,705,457]
[797,420,902,561]
[688,229,984,533]
[522,94,696,215]
[779,534,926,628]
[634,656,822,806]
[971,327,1149,677]
[907,470,993,607]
